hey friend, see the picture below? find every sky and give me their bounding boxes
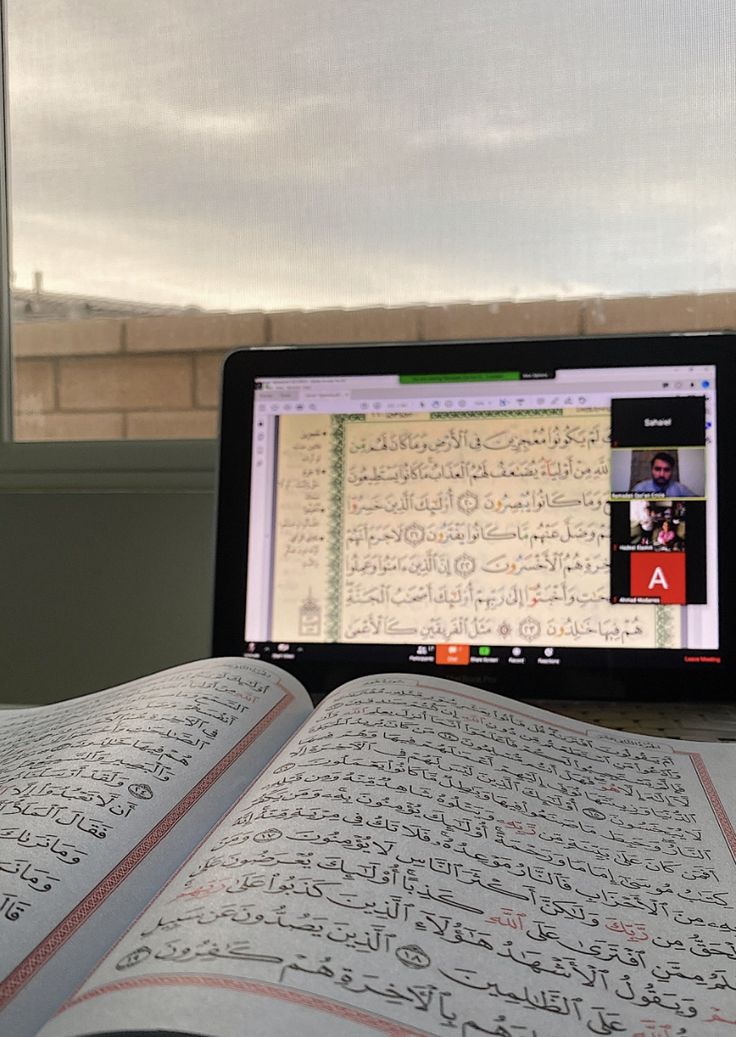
[6,0,736,311]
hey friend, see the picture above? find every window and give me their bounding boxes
[3,2,735,445]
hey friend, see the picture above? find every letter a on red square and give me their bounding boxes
[630,553,686,604]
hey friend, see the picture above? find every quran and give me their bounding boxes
[2,657,735,1037]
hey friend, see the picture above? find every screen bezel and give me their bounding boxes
[213,334,735,702]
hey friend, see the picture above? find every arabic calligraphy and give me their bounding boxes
[0,659,298,996]
[68,677,735,1036]
[269,412,673,648]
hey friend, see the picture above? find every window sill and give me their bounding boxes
[0,439,218,492]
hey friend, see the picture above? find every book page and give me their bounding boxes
[40,673,736,1037]
[270,411,675,650]
[0,657,311,1037]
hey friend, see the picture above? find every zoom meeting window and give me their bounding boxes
[245,365,717,655]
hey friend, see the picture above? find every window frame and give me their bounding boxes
[0,1,217,493]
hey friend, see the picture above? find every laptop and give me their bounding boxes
[213,334,735,702]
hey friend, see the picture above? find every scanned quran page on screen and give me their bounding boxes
[0,658,312,1037]
[270,409,678,650]
[40,673,736,1037]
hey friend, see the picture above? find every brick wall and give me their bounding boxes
[12,291,736,440]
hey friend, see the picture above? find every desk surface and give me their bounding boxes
[525,700,736,742]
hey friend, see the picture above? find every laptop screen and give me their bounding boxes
[214,336,733,700]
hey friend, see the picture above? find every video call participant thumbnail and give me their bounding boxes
[629,500,686,549]
[610,446,705,498]
[631,451,696,497]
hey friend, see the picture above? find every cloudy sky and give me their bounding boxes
[7,0,736,310]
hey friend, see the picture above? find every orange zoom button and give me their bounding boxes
[436,644,470,665]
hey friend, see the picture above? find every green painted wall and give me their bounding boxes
[0,492,216,705]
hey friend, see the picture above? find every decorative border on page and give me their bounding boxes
[56,972,438,1037]
[655,604,675,648]
[429,408,560,419]
[688,752,736,862]
[0,689,294,1010]
[327,413,348,639]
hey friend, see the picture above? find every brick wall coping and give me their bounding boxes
[12,291,736,359]
[12,291,736,441]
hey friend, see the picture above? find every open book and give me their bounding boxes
[1,659,735,1037]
